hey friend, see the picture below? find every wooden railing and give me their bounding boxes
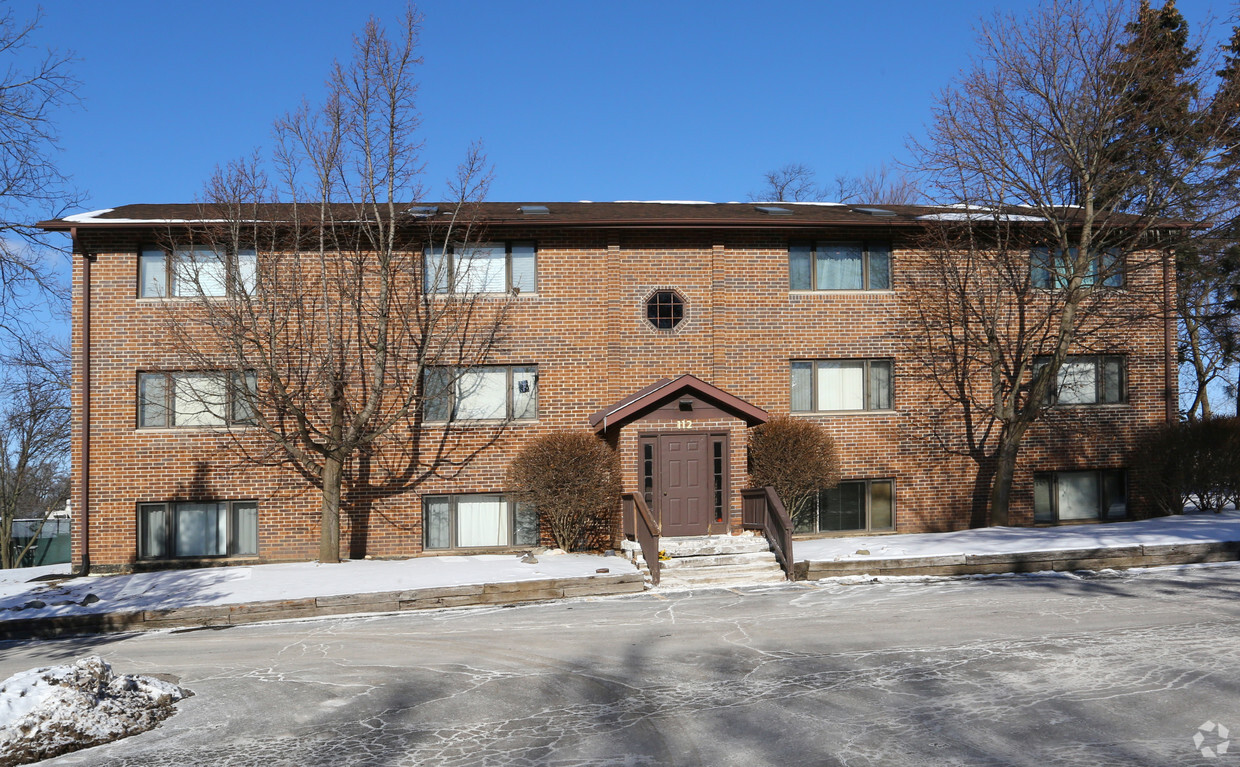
[621,492,661,586]
[741,486,795,580]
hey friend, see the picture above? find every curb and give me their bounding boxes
[796,540,1240,580]
[0,572,646,641]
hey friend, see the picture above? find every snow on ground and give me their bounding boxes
[797,509,1240,563]
[0,656,186,767]
[0,553,634,623]
[0,564,70,601]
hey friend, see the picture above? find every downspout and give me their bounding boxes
[77,229,93,575]
[1162,242,1176,425]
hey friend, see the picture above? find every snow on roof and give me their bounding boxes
[60,209,231,225]
[61,209,115,222]
[612,200,718,205]
[917,211,1046,222]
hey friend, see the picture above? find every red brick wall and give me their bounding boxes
[69,225,1175,570]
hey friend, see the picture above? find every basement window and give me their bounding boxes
[138,500,258,559]
[795,479,894,534]
[423,494,539,550]
[1034,470,1127,523]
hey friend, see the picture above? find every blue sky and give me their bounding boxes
[17,0,1234,211]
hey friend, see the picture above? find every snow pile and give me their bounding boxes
[0,657,187,766]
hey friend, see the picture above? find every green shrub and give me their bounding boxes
[506,431,622,551]
[1134,417,1240,514]
[748,415,841,525]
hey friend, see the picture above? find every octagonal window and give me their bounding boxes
[646,290,685,330]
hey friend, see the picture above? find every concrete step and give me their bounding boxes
[655,569,790,590]
[659,551,778,569]
[657,535,771,557]
[640,560,789,585]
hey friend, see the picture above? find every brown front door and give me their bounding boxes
[658,433,712,536]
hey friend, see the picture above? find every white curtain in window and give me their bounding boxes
[422,367,455,421]
[817,243,863,289]
[790,362,813,411]
[173,374,227,426]
[424,248,451,294]
[233,502,258,556]
[1057,360,1097,404]
[456,496,508,547]
[172,247,228,297]
[789,245,813,290]
[140,249,167,297]
[1057,472,1099,520]
[511,244,536,293]
[868,361,892,409]
[140,505,168,558]
[816,361,864,410]
[456,244,507,293]
[867,243,891,289]
[424,497,452,549]
[175,502,227,556]
[235,249,257,295]
[455,368,508,420]
[139,374,169,428]
[511,367,537,419]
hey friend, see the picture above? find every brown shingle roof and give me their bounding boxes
[38,201,1178,231]
[36,201,954,231]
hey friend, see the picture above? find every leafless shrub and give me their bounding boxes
[506,431,621,552]
[1134,416,1240,515]
[747,415,840,525]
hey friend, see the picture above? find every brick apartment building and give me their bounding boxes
[41,201,1177,572]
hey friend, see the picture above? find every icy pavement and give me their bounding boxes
[797,509,1240,562]
[4,565,1240,766]
[0,657,186,766]
[0,553,634,623]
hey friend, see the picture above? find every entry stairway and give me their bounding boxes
[621,533,789,590]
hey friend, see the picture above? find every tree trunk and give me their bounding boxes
[320,455,344,563]
[968,454,997,529]
[988,432,1024,527]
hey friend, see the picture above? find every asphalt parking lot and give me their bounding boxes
[4,565,1240,766]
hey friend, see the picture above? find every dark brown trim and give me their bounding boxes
[589,374,769,432]
[78,235,92,575]
[1163,247,1177,424]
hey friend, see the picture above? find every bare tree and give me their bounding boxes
[0,366,70,568]
[750,161,921,205]
[159,8,514,563]
[1177,238,1239,418]
[0,7,80,332]
[905,0,1224,525]
[748,162,824,202]
[831,163,921,205]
